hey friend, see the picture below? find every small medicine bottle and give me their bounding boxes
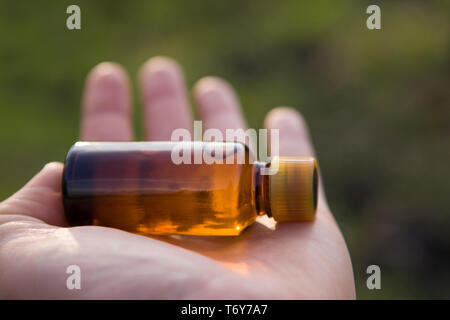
[63,141,318,236]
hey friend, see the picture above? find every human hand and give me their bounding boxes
[0,57,355,299]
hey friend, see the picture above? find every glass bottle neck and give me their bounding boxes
[253,162,272,218]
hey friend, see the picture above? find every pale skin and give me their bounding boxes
[0,57,355,299]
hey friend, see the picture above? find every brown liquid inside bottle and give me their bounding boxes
[63,141,317,236]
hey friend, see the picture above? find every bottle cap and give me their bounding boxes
[269,156,318,222]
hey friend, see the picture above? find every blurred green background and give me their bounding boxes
[0,0,449,299]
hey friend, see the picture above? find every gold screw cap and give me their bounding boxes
[269,156,318,222]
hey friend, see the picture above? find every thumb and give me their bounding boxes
[0,162,66,226]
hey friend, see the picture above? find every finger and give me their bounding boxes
[264,106,315,157]
[81,62,133,141]
[193,77,247,135]
[264,106,328,206]
[0,162,66,226]
[139,57,193,140]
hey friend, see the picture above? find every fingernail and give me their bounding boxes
[42,162,62,171]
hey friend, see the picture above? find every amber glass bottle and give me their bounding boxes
[63,141,317,236]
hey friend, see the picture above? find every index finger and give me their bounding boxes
[264,106,327,205]
[264,106,315,157]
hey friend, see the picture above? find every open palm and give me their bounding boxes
[0,57,355,299]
